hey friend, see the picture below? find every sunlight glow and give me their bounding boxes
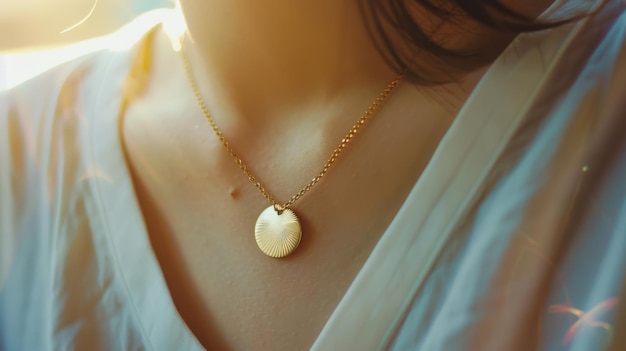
[163,2,187,52]
[0,8,183,92]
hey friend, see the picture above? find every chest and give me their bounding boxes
[126,133,418,349]
[138,195,383,350]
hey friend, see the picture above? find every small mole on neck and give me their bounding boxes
[229,187,239,199]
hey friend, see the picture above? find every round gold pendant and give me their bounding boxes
[254,206,302,258]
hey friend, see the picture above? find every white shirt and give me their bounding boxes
[1,1,625,350]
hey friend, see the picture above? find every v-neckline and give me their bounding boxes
[312,2,598,348]
[88,4,590,349]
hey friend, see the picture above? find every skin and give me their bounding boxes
[122,1,555,349]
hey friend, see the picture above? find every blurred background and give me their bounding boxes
[0,0,171,90]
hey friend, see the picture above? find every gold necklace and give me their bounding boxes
[180,45,402,258]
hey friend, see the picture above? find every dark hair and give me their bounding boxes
[359,0,587,84]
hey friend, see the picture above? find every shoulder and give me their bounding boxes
[0,8,173,124]
[0,9,165,278]
[0,9,170,174]
[0,12,169,347]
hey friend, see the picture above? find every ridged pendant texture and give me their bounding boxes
[255,206,302,258]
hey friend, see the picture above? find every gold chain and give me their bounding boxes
[180,45,402,212]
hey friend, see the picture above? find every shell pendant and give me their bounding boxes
[254,206,302,258]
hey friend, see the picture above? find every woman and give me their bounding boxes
[1,0,625,350]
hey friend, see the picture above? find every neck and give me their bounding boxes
[177,0,397,123]
[175,0,555,125]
